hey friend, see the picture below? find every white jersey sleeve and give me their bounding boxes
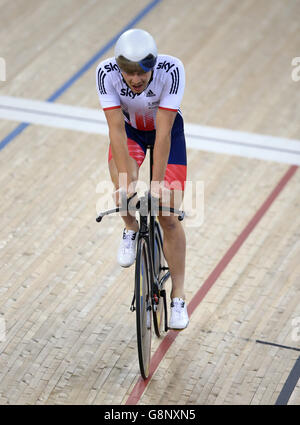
[158,57,185,112]
[95,61,121,110]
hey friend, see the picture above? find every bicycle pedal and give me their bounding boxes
[130,305,136,312]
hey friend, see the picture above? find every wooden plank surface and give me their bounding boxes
[0,0,299,405]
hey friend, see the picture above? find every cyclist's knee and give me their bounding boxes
[158,215,178,232]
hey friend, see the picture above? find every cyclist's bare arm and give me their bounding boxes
[104,107,136,191]
[151,107,177,191]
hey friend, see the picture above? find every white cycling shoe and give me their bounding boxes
[117,228,138,268]
[169,297,189,330]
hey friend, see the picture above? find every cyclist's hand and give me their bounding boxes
[150,183,171,205]
[127,191,139,215]
[150,181,163,201]
[113,188,137,207]
[146,190,159,216]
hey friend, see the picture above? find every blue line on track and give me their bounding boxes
[0,0,162,151]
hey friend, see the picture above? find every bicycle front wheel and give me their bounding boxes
[135,237,152,379]
[153,221,168,337]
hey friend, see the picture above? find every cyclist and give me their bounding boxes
[96,28,189,330]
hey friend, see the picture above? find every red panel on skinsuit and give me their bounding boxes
[135,113,155,131]
[108,138,145,167]
[164,164,187,191]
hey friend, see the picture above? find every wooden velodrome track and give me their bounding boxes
[0,0,300,406]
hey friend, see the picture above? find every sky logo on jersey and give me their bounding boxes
[157,60,175,73]
[104,62,120,73]
[120,87,140,99]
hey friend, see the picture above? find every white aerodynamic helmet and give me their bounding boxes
[114,28,157,72]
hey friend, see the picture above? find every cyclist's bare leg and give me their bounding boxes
[158,189,186,300]
[109,157,139,232]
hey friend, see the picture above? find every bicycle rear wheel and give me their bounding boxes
[152,221,168,337]
[135,237,152,379]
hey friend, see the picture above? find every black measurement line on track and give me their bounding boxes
[256,339,300,352]
[275,356,300,405]
[255,339,300,405]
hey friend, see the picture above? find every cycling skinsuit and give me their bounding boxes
[96,54,187,190]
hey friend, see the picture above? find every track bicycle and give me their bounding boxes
[96,145,185,379]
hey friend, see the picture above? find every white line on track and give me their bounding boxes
[1,95,300,165]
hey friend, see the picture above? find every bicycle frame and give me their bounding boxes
[96,145,185,278]
[96,145,184,315]
[96,145,185,377]
[137,193,168,327]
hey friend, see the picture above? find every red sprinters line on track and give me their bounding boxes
[125,164,298,405]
